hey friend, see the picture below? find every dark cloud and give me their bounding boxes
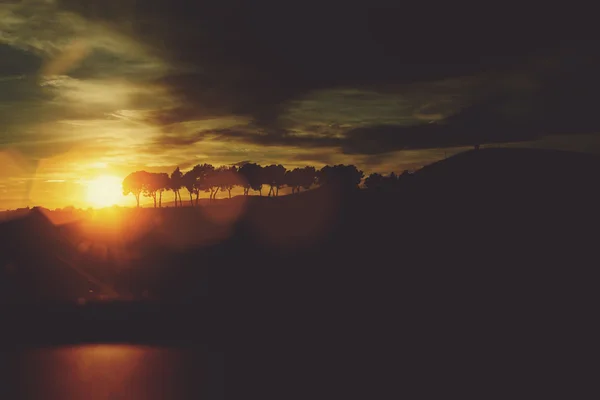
[156,126,343,149]
[57,1,560,127]
[152,73,594,153]
[231,160,251,167]
[50,3,600,157]
[287,152,336,166]
[67,48,158,80]
[150,134,201,149]
[0,44,42,76]
[340,124,538,154]
[151,63,600,154]
[150,118,529,155]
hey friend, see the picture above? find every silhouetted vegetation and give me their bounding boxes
[122,163,379,207]
[169,167,184,206]
[122,170,148,208]
[285,166,317,194]
[364,170,413,191]
[3,148,600,399]
[5,148,600,307]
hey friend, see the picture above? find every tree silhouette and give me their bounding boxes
[365,172,409,191]
[399,170,413,181]
[205,166,221,201]
[264,164,286,196]
[122,171,149,207]
[285,166,316,194]
[218,166,238,198]
[299,166,317,192]
[120,161,395,206]
[318,165,364,189]
[384,172,399,189]
[182,169,197,206]
[195,164,214,204]
[364,173,384,189]
[239,168,251,195]
[239,163,263,196]
[364,171,412,191]
[144,172,164,208]
[170,167,184,206]
[155,173,170,207]
[181,163,215,205]
[285,168,301,194]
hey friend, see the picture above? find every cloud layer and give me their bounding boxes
[2,1,600,208]
[57,1,558,127]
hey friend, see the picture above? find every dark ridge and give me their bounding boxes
[1,148,598,396]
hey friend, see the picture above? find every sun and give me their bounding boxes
[86,175,123,208]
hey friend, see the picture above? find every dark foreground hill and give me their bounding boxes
[1,147,599,397]
[0,208,117,302]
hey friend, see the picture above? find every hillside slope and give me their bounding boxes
[0,208,116,302]
[1,148,598,396]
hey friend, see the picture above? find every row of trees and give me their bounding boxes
[363,171,414,191]
[122,163,366,207]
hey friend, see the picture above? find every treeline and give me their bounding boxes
[363,171,414,191]
[122,162,412,207]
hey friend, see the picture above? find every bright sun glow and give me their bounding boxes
[86,175,123,208]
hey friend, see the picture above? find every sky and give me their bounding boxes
[2,1,600,209]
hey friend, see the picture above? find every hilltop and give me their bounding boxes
[413,147,600,189]
[2,147,599,395]
[1,147,598,306]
